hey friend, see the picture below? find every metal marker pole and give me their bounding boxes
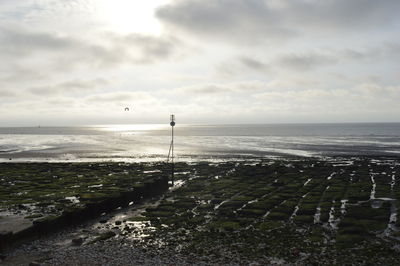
[170,115,175,186]
[172,123,174,186]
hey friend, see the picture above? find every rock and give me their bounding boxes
[0,230,12,237]
[87,231,116,244]
[72,237,84,246]
[115,220,122,225]
[17,204,27,210]
[99,219,107,224]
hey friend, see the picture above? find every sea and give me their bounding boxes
[0,123,399,162]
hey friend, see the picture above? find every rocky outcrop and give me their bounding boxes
[0,174,169,252]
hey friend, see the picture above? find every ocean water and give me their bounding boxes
[0,123,399,162]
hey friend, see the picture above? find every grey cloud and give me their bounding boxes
[274,44,400,71]
[47,98,76,106]
[176,81,266,95]
[339,48,386,62]
[217,53,333,77]
[0,65,46,83]
[215,57,270,78]
[215,61,240,78]
[157,0,400,44]
[239,57,269,71]
[0,27,73,57]
[0,89,16,97]
[385,43,400,57]
[184,84,230,94]
[287,0,400,30]
[85,91,155,103]
[340,49,375,61]
[276,53,337,70]
[233,47,387,74]
[251,84,400,116]
[157,0,294,44]
[0,27,180,69]
[29,78,109,96]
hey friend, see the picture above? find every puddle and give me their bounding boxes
[169,179,185,191]
[88,184,103,188]
[0,211,33,233]
[328,200,339,230]
[370,174,376,200]
[340,199,348,215]
[65,196,80,203]
[290,206,299,221]
[327,172,336,181]
[303,178,312,186]
[143,170,161,174]
[314,207,321,224]
[391,174,396,191]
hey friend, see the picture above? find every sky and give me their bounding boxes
[0,0,399,126]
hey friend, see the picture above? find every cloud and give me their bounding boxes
[84,91,157,104]
[253,83,400,114]
[157,0,294,44]
[352,83,400,98]
[174,81,268,95]
[109,33,180,64]
[218,44,400,78]
[173,81,400,115]
[0,26,180,70]
[0,1,398,125]
[0,27,74,57]
[286,0,400,31]
[0,65,46,84]
[239,57,269,71]
[0,89,16,97]
[231,52,337,75]
[157,0,400,45]
[276,52,337,71]
[29,78,110,96]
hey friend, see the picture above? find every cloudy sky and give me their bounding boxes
[1,0,399,126]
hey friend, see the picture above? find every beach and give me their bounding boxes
[2,0,399,263]
[2,0,400,263]
[1,156,400,265]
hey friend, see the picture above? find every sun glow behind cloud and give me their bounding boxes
[91,0,168,34]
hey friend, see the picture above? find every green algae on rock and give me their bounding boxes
[131,157,400,264]
[0,162,171,251]
[2,157,400,265]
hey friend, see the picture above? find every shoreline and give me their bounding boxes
[1,152,400,164]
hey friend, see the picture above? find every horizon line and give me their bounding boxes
[1,121,400,128]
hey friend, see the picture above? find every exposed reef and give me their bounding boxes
[1,157,400,265]
[0,162,170,251]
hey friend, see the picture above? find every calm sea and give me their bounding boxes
[0,123,399,162]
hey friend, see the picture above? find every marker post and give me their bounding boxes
[168,115,175,186]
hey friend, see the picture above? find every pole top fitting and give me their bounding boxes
[170,114,175,127]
